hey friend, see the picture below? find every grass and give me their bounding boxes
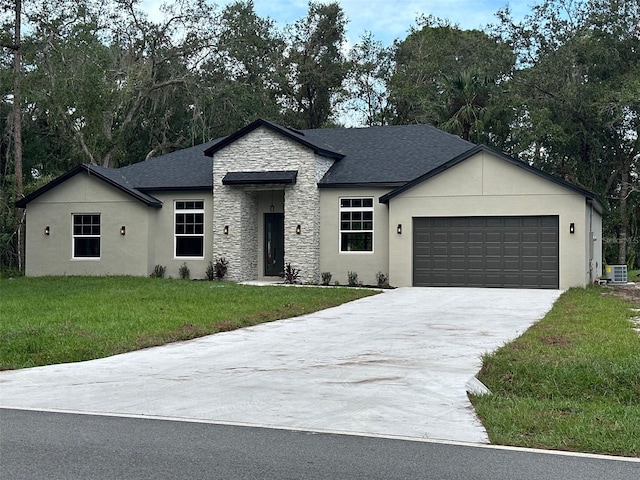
[0,276,377,370]
[471,286,640,457]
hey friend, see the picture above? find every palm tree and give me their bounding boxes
[439,69,491,142]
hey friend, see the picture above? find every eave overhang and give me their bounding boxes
[222,170,298,185]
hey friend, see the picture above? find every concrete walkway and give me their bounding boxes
[0,287,562,443]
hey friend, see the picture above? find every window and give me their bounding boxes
[73,214,100,258]
[175,200,204,257]
[340,198,373,252]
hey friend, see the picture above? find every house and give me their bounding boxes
[16,119,604,289]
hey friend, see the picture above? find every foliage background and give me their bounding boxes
[1,0,638,272]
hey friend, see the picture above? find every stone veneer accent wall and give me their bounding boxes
[212,126,335,283]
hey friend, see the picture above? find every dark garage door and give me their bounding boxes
[413,216,559,289]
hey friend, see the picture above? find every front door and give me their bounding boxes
[264,213,284,276]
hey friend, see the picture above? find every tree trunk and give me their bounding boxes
[617,162,630,265]
[13,0,24,271]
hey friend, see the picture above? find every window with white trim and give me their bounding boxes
[73,214,101,258]
[175,200,204,257]
[340,198,373,252]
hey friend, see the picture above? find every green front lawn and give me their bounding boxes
[0,276,376,370]
[471,286,640,457]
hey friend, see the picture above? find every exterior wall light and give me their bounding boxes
[120,225,126,236]
[296,224,301,235]
[569,223,575,234]
[397,224,402,234]
[44,226,50,235]
[223,225,229,235]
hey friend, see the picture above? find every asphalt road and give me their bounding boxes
[2,408,638,480]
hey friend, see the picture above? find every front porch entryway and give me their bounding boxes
[264,212,284,276]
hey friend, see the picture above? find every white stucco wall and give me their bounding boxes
[149,191,213,279]
[23,173,213,278]
[386,151,601,289]
[24,174,152,276]
[319,187,391,286]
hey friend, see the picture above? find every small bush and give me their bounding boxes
[214,257,228,280]
[179,263,190,280]
[321,271,332,286]
[151,265,166,278]
[347,271,359,287]
[205,261,216,281]
[284,263,300,284]
[376,271,389,288]
[0,268,24,279]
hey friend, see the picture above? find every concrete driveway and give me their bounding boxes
[0,287,561,443]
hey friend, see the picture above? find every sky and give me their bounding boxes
[140,0,533,46]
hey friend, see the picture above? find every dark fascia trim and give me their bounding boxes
[15,164,163,208]
[137,185,213,192]
[379,145,607,214]
[317,182,406,189]
[222,170,298,185]
[203,118,345,160]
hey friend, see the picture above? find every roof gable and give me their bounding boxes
[379,145,606,213]
[203,119,345,160]
[15,164,163,209]
[15,140,217,208]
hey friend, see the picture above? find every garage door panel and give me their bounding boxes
[504,258,522,270]
[485,232,501,243]
[432,232,449,243]
[503,245,520,256]
[522,232,541,242]
[450,245,466,256]
[413,216,558,289]
[503,232,520,242]
[540,216,558,227]
[540,232,558,242]
[468,232,484,242]
[467,258,484,270]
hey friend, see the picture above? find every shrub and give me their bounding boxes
[205,261,216,281]
[347,271,359,287]
[179,262,190,280]
[151,265,166,278]
[214,257,228,280]
[284,263,300,284]
[376,271,389,288]
[0,267,24,279]
[321,271,332,286]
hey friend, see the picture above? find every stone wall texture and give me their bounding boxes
[212,127,336,283]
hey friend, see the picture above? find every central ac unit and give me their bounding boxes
[605,265,627,284]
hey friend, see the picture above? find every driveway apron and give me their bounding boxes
[0,287,561,443]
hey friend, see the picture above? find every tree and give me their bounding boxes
[388,18,515,140]
[497,0,640,266]
[281,1,348,129]
[197,0,286,137]
[342,32,394,126]
[26,0,219,167]
[0,0,24,270]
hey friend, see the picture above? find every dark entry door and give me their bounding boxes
[264,213,284,276]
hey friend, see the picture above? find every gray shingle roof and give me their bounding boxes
[300,124,475,186]
[203,119,475,186]
[118,139,218,190]
[17,119,602,212]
